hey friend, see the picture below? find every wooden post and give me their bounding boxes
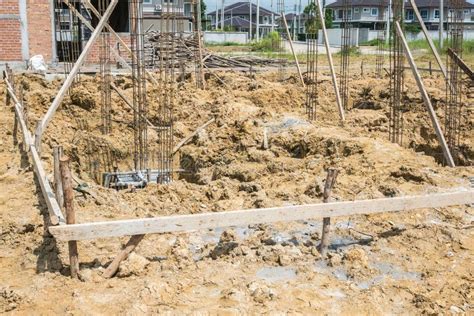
[102,234,145,278]
[361,60,364,76]
[394,21,455,167]
[59,156,80,279]
[319,168,339,256]
[146,168,151,182]
[282,14,305,87]
[316,0,345,122]
[429,61,432,75]
[53,146,64,210]
[34,120,42,155]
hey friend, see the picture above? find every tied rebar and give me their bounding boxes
[277,0,286,81]
[130,0,148,171]
[155,0,186,183]
[306,31,319,120]
[99,0,112,135]
[445,0,465,164]
[339,0,352,110]
[388,0,405,145]
[375,1,386,78]
[192,0,206,89]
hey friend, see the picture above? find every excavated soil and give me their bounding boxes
[0,69,473,314]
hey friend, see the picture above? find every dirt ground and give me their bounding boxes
[0,67,473,314]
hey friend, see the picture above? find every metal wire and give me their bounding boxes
[339,0,351,110]
[388,0,405,145]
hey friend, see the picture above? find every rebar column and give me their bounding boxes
[388,0,405,145]
[445,0,465,164]
[99,0,112,135]
[339,0,351,110]
[305,7,319,121]
[130,0,148,171]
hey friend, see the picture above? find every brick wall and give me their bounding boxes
[0,1,22,61]
[27,0,53,61]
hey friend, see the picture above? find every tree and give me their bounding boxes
[303,2,333,34]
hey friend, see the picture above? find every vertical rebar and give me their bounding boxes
[130,0,148,171]
[99,0,112,135]
[305,7,319,121]
[339,0,351,110]
[389,0,405,145]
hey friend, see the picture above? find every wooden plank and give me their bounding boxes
[5,76,65,225]
[36,0,118,141]
[281,14,305,87]
[395,21,455,167]
[408,0,447,79]
[447,48,474,81]
[49,190,473,241]
[316,0,345,122]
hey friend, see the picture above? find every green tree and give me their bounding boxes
[303,3,333,34]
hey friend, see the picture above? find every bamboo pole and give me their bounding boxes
[282,14,305,87]
[394,21,455,167]
[408,0,447,79]
[102,234,145,278]
[59,156,79,279]
[319,168,339,256]
[316,0,345,122]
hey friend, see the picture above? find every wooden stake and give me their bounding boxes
[361,61,364,76]
[60,156,79,279]
[319,168,339,256]
[102,234,145,278]
[394,21,455,167]
[262,127,269,150]
[34,120,42,155]
[282,14,305,87]
[53,146,64,210]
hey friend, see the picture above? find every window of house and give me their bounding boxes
[371,8,378,16]
[420,9,429,19]
[143,0,152,3]
[354,7,359,13]
[338,9,344,19]
[263,16,269,23]
[363,7,370,13]
[434,9,440,18]
[406,9,414,20]
[90,0,129,32]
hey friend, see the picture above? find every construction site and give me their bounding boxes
[0,0,473,313]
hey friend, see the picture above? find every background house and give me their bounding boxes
[328,0,474,31]
[207,2,278,38]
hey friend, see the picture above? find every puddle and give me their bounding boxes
[256,266,297,282]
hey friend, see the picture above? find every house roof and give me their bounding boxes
[211,16,255,28]
[208,2,277,16]
[405,0,474,8]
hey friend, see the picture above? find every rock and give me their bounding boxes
[278,254,292,266]
[247,282,276,303]
[210,229,239,259]
[117,253,149,277]
[328,253,343,267]
[343,248,368,267]
[0,287,23,312]
[79,268,93,282]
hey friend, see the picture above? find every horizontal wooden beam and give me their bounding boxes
[49,190,473,241]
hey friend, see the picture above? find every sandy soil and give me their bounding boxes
[0,68,473,314]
